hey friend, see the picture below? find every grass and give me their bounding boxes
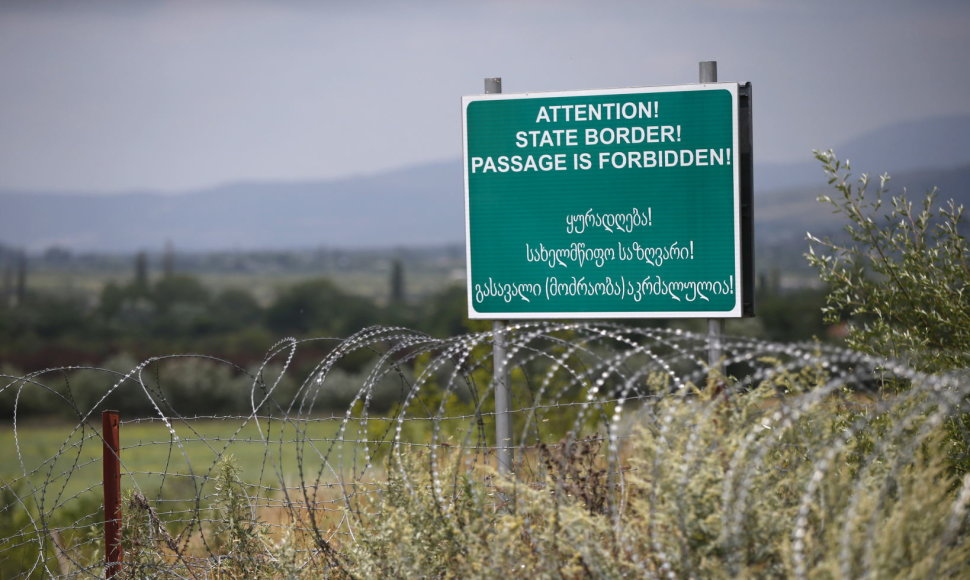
[0,410,479,578]
[0,417,378,511]
[0,416,391,577]
[1,410,481,517]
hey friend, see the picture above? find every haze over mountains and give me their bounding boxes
[2,114,969,254]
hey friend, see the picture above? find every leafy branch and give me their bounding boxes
[806,149,970,372]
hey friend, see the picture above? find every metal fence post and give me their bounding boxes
[102,410,122,578]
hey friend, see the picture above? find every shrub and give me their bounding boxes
[806,150,970,372]
[341,376,970,578]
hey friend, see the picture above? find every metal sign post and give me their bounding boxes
[700,61,725,375]
[485,77,513,476]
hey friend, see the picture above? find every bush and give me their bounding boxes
[337,361,970,579]
[807,150,970,372]
[807,151,970,475]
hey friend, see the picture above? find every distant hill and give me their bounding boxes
[757,113,970,192]
[754,162,970,274]
[0,161,464,252]
[758,162,970,240]
[1,114,968,253]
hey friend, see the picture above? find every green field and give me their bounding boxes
[0,417,375,576]
[0,416,423,511]
[1,411,483,505]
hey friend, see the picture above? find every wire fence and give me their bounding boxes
[2,322,969,578]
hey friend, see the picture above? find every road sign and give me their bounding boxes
[462,83,752,319]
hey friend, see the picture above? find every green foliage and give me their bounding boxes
[1,356,300,419]
[806,150,970,372]
[347,448,626,579]
[208,288,263,332]
[208,456,271,576]
[121,490,174,577]
[0,481,104,578]
[538,437,610,515]
[755,287,830,342]
[413,283,478,337]
[0,480,44,577]
[265,278,375,337]
[204,455,330,579]
[116,456,319,580]
[3,268,841,422]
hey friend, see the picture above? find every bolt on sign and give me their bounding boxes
[462,82,753,319]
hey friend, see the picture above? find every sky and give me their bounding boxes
[1,0,968,194]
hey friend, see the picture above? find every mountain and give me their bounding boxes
[757,162,970,240]
[756,112,970,244]
[0,161,465,252]
[753,161,970,275]
[757,113,970,192]
[1,114,968,253]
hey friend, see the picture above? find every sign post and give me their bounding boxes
[700,60,725,374]
[464,67,753,476]
[484,77,513,477]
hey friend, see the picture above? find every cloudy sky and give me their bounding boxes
[1,0,968,193]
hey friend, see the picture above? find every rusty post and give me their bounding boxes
[102,410,122,578]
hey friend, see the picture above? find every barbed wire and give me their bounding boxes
[1,322,968,578]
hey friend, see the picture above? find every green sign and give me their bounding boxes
[463,83,745,319]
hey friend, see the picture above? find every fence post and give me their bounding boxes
[102,410,122,578]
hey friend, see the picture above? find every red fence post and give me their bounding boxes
[102,410,122,578]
